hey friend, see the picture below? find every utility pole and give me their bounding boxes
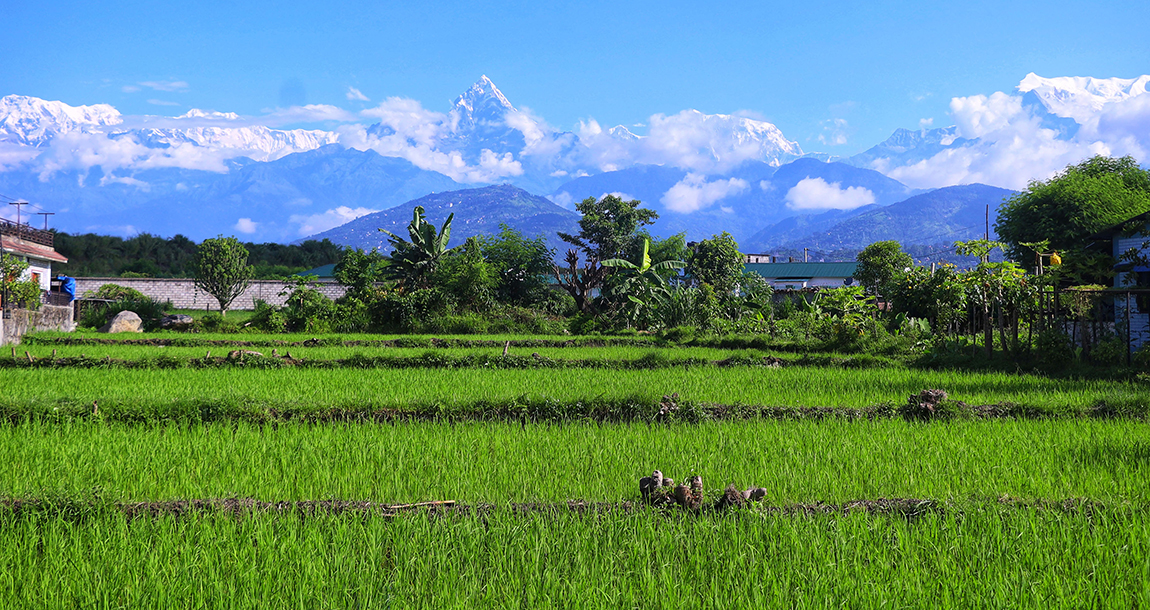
[985,204,989,241]
[35,212,54,231]
[8,201,28,228]
[803,247,809,263]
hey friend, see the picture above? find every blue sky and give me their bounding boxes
[3,0,1149,154]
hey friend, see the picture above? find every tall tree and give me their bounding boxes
[554,195,658,312]
[193,235,254,316]
[557,195,659,261]
[854,240,913,297]
[687,232,743,294]
[996,155,1150,282]
[478,224,554,306]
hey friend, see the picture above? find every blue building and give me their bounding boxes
[1091,211,1150,351]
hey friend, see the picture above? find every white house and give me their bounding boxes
[743,262,859,290]
[1,219,68,292]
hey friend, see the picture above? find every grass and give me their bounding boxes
[4,419,1149,504]
[6,331,1148,607]
[2,508,1147,608]
[0,366,1143,422]
[8,343,790,363]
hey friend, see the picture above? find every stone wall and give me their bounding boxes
[73,278,348,311]
[1,304,75,345]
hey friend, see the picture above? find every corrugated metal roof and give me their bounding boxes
[296,263,337,278]
[744,262,858,279]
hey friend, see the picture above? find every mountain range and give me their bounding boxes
[0,72,1146,255]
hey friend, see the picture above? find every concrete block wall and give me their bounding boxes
[1,304,75,345]
[73,278,349,311]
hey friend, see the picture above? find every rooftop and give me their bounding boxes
[744,262,858,279]
[0,218,53,247]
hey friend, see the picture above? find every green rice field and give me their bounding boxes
[3,331,1149,607]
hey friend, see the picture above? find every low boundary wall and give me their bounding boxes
[73,278,348,311]
[1,304,75,345]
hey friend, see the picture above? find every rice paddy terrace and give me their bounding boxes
[3,331,1149,607]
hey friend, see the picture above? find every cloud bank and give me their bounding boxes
[785,177,876,211]
[661,173,749,213]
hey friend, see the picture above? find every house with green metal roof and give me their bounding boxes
[743,262,858,290]
[295,263,337,279]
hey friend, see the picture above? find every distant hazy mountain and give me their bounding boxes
[551,157,915,242]
[743,183,1015,252]
[846,126,973,171]
[303,184,580,254]
[0,145,460,242]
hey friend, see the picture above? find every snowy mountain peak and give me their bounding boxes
[608,125,640,141]
[0,95,122,145]
[451,75,516,131]
[178,109,241,121]
[1017,72,1150,122]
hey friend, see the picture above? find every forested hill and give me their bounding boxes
[52,233,343,279]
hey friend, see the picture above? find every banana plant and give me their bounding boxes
[601,239,686,326]
[379,206,454,289]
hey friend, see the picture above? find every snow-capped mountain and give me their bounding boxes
[1018,72,1150,123]
[0,95,338,162]
[128,120,339,162]
[0,95,123,146]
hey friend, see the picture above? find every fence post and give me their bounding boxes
[1127,291,1133,366]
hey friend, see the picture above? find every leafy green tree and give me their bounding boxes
[558,195,659,261]
[688,232,743,294]
[333,248,388,299]
[434,237,497,311]
[854,240,913,296]
[554,195,658,312]
[478,224,554,306]
[380,206,455,289]
[996,155,1150,282]
[193,235,254,316]
[1,253,42,310]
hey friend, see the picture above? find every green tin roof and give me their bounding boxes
[743,262,858,279]
[296,263,337,278]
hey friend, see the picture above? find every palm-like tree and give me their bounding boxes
[601,238,685,326]
[379,206,454,289]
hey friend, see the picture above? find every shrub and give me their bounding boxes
[83,283,148,301]
[1035,329,1074,366]
[1091,335,1126,366]
[248,299,287,333]
[77,297,171,331]
[1134,343,1150,371]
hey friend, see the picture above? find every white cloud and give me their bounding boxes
[660,173,749,213]
[818,118,849,145]
[0,142,39,171]
[339,97,526,182]
[234,218,258,234]
[139,80,189,92]
[147,99,180,107]
[950,92,1026,138]
[290,206,380,236]
[575,110,801,174]
[35,131,232,179]
[261,104,358,125]
[121,85,141,93]
[548,191,574,208]
[98,175,150,190]
[881,85,1150,190]
[919,117,934,129]
[785,177,875,211]
[346,87,369,102]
